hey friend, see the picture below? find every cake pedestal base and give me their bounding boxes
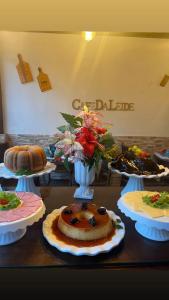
[16,177,40,196]
[121,177,144,196]
[135,222,169,241]
[0,228,26,245]
[74,186,94,200]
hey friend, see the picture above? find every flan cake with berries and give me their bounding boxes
[57,202,113,241]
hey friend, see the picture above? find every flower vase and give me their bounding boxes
[74,161,95,200]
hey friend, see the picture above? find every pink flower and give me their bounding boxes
[77,107,103,129]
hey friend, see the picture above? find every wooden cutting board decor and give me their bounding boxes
[16,54,33,84]
[37,67,52,92]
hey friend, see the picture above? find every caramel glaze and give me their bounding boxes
[52,216,115,247]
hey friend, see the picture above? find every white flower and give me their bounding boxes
[55,131,83,158]
[72,142,83,151]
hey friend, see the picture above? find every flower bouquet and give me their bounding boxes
[54,106,115,199]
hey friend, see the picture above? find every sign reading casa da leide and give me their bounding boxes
[72,99,135,111]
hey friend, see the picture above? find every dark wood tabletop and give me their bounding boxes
[0,185,169,270]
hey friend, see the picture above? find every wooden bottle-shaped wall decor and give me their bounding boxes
[16,54,33,84]
[37,67,52,92]
[160,74,169,87]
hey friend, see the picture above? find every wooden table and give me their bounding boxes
[0,186,169,293]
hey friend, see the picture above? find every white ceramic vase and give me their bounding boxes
[74,160,95,200]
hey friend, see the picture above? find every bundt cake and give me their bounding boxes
[57,202,113,241]
[4,145,47,173]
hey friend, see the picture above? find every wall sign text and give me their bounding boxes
[72,99,135,111]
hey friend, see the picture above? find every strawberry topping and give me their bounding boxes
[150,194,160,203]
[0,198,9,205]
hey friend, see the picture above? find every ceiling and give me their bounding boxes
[0,0,169,34]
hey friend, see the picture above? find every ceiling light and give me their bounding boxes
[83,31,95,41]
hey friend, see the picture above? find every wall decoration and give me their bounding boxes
[16,54,33,84]
[160,74,169,87]
[0,82,3,133]
[37,67,52,92]
[72,99,135,112]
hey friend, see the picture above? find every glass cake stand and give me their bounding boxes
[108,163,169,196]
[117,195,169,241]
[0,162,56,196]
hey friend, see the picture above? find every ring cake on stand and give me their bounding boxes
[0,145,55,196]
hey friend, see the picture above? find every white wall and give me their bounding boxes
[1,0,169,32]
[1,31,169,136]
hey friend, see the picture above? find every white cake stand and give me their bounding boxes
[154,152,169,163]
[117,195,169,241]
[108,163,169,196]
[0,162,56,196]
[0,193,46,245]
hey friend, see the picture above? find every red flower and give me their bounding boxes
[95,127,107,134]
[75,127,97,158]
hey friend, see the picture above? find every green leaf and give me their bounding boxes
[63,156,70,171]
[115,224,123,229]
[116,218,121,223]
[92,148,102,170]
[142,192,169,209]
[54,150,63,158]
[99,133,115,149]
[0,192,21,210]
[57,125,69,133]
[15,169,34,176]
[112,220,123,230]
[88,161,94,171]
[60,113,82,129]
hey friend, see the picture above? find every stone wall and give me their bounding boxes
[115,136,169,153]
[5,134,169,153]
[6,134,57,148]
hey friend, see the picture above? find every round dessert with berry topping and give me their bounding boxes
[57,202,113,241]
